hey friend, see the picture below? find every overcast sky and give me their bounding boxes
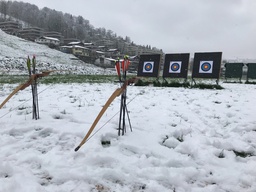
[16,0,256,60]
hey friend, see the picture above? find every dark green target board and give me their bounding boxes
[224,63,244,81]
[246,63,256,81]
[137,54,161,77]
[162,53,190,79]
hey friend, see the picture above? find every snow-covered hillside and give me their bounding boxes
[0,29,114,75]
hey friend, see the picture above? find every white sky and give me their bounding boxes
[15,0,256,60]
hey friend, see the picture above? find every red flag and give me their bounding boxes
[121,59,130,71]
[121,60,125,71]
[115,61,121,78]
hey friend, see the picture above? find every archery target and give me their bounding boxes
[143,61,154,73]
[169,61,182,73]
[199,61,213,73]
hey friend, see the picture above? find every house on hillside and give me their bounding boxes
[35,36,60,47]
[44,31,64,44]
[71,45,90,57]
[83,42,94,47]
[95,38,115,48]
[66,41,94,48]
[59,45,73,54]
[0,21,21,35]
[60,42,96,63]
[71,45,92,63]
[60,45,90,58]
[17,27,44,41]
[105,48,120,58]
[63,38,80,45]
[94,57,112,67]
[67,41,85,47]
[95,50,105,57]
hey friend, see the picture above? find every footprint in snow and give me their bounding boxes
[38,128,54,138]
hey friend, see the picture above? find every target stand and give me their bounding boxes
[162,53,190,87]
[135,54,161,86]
[191,52,222,87]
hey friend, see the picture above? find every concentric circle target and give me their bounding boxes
[201,62,212,72]
[144,62,153,71]
[171,62,180,72]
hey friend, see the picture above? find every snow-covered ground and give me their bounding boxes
[0,82,256,192]
[0,29,114,75]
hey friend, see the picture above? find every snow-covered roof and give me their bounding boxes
[129,55,139,59]
[105,57,116,61]
[72,45,89,49]
[96,51,105,54]
[39,36,60,42]
[83,42,94,45]
[68,41,82,45]
[108,48,118,52]
[60,45,72,48]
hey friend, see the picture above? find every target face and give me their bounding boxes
[169,61,182,73]
[143,61,154,73]
[199,61,213,73]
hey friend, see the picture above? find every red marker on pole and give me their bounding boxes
[115,60,121,81]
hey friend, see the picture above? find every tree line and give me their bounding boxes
[0,1,134,43]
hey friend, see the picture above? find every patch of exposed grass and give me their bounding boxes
[161,80,190,88]
[233,150,254,158]
[134,79,190,88]
[0,75,28,84]
[134,79,151,86]
[245,81,256,84]
[192,83,224,90]
[0,75,131,84]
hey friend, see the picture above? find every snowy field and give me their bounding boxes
[0,82,256,192]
